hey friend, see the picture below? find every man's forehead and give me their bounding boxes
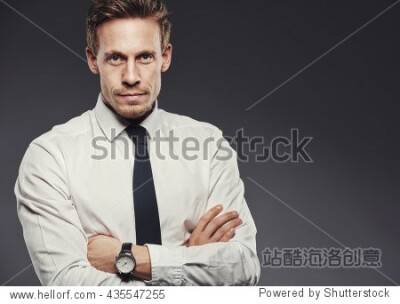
[97,17,161,52]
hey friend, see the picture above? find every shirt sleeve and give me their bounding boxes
[146,127,261,286]
[14,139,145,286]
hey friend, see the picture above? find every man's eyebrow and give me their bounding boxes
[104,50,126,58]
[104,49,157,57]
[138,49,157,56]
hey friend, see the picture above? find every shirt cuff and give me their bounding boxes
[145,244,184,286]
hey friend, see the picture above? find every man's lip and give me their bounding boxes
[117,93,146,103]
[118,93,146,96]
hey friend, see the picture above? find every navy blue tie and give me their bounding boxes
[125,124,162,245]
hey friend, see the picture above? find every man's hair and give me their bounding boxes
[86,0,171,55]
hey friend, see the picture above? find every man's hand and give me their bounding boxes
[87,234,121,274]
[184,204,242,247]
[87,235,152,280]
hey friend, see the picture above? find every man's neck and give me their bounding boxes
[126,102,156,126]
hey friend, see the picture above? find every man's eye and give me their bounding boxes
[139,54,154,63]
[109,55,122,63]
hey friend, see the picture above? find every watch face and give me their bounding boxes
[116,255,135,274]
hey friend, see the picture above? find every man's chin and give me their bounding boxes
[115,103,152,120]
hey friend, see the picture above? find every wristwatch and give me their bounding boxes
[115,242,136,278]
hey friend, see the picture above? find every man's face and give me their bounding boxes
[86,17,172,120]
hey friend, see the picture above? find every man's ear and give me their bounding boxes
[161,43,173,72]
[85,47,99,75]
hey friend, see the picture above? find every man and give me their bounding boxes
[15,0,260,286]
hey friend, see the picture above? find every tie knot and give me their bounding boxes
[126,124,147,145]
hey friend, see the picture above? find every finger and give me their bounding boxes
[219,228,235,242]
[195,204,223,232]
[203,210,239,238]
[210,217,242,242]
[88,234,106,242]
[211,217,242,242]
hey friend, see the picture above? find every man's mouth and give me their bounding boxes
[118,92,146,96]
[117,93,147,103]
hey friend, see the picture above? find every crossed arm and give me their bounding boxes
[87,204,242,280]
[15,129,260,285]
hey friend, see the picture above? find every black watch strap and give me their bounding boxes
[121,242,132,254]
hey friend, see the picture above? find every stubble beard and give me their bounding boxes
[103,93,156,122]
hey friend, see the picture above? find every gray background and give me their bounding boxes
[1,0,399,285]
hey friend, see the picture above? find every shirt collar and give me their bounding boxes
[94,92,160,142]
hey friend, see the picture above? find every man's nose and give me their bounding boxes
[122,61,140,86]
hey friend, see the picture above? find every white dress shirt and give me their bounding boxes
[14,93,261,286]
